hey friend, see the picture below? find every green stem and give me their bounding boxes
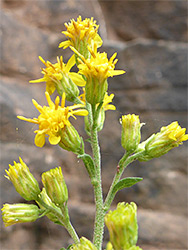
[104,152,142,212]
[91,126,104,249]
[37,197,80,244]
[87,104,104,250]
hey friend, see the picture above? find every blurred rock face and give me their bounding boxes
[0,1,187,249]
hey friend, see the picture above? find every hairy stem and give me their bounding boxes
[91,126,104,249]
[104,152,142,212]
[37,197,80,244]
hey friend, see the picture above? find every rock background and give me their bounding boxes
[0,0,187,249]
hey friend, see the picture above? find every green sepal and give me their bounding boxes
[113,177,143,194]
[78,153,96,179]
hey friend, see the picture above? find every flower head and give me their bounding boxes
[30,55,85,99]
[120,114,144,153]
[72,47,125,104]
[79,89,116,133]
[71,237,98,250]
[2,203,40,227]
[17,92,88,149]
[42,167,68,207]
[137,121,188,161]
[105,202,138,250]
[59,16,103,56]
[5,157,40,201]
[76,48,125,82]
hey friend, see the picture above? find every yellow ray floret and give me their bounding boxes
[79,88,116,111]
[72,46,125,81]
[59,16,103,49]
[17,92,88,148]
[30,55,85,95]
[159,121,188,144]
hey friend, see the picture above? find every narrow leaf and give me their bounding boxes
[113,177,143,194]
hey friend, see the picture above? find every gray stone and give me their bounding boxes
[103,39,187,90]
[100,0,187,42]
[138,209,188,249]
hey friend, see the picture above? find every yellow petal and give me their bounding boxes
[59,40,71,49]
[104,104,116,111]
[94,33,103,48]
[45,92,54,108]
[65,54,75,72]
[35,133,45,147]
[110,70,126,76]
[29,78,45,83]
[49,135,61,145]
[72,109,88,116]
[69,72,86,86]
[17,116,39,124]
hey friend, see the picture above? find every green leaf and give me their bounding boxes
[78,153,96,179]
[113,177,143,194]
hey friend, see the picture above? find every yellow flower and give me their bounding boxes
[79,88,116,111]
[17,92,88,149]
[30,55,85,97]
[59,16,103,53]
[79,89,116,132]
[76,48,125,81]
[72,47,125,104]
[102,92,116,112]
[137,121,188,161]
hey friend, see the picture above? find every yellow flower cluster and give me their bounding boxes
[59,16,103,51]
[18,92,88,148]
[77,49,125,81]
[30,55,85,96]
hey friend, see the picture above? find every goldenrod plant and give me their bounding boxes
[2,16,188,250]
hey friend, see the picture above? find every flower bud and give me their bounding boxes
[56,73,80,102]
[5,158,40,201]
[120,114,144,153]
[128,246,143,250]
[137,121,188,161]
[37,188,62,225]
[59,123,83,154]
[42,167,68,207]
[2,203,40,227]
[105,202,138,250]
[105,242,113,250]
[71,237,98,250]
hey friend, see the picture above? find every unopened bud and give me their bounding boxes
[105,202,138,249]
[2,203,40,227]
[5,158,40,201]
[71,237,98,250]
[137,121,188,161]
[42,167,68,207]
[59,124,83,154]
[120,114,144,153]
